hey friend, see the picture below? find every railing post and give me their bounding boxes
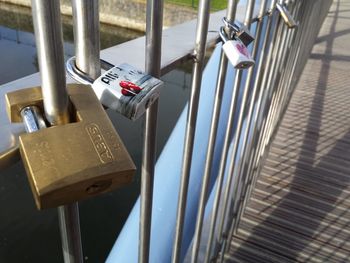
[235,0,302,232]
[214,1,258,260]
[172,0,211,261]
[71,0,101,79]
[191,0,240,261]
[31,0,83,262]
[139,0,164,262]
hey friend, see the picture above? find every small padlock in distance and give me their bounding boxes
[67,59,163,121]
[276,3,298,29]
[219,27,255,69]
[6,84,136,209]
[223,17,255,47]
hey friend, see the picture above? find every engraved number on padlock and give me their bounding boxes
[219,27,255,69]
[276,3,298,28]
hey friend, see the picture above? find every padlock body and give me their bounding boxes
[222,40,255,69]
[277,3,298,28]
[233,22,255,46]
[92,63,163,121]
[6,84,136,209]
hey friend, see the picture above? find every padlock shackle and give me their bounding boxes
[222,17,240,33]
[31,0,70,126]
[20,106,47,133]
[219,26,229,43]
[66,57,114,85]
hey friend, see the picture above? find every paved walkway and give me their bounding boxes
[226,0,350,262]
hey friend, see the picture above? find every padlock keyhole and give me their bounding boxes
[86,180,112,195]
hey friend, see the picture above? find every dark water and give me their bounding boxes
[0,3,191,262]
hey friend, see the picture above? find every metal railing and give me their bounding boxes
[168,0,332,262]
[0,0,332,262]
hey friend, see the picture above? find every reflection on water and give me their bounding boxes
[0,3,143,85]
[0,3,191,262]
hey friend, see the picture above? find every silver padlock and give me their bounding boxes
[223,17,255,47]
[276,3,298,28]
[66,58,163,121]
[219,27,255,69]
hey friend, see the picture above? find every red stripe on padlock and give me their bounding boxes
[236,42,250,57]
[120,81,142,96]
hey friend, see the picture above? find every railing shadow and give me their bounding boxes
[229,0,350,261]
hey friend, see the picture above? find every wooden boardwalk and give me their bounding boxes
[226,1,350,262]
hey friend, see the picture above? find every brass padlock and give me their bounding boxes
[6,84,136,209]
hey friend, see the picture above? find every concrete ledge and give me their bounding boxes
[0,0,199,31]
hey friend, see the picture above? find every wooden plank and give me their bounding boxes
[244,205,350,251]
[228,237,295,263]
[249,191,350,227]
[236,215,348,263]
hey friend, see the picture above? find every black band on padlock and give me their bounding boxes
[222,17,255,47]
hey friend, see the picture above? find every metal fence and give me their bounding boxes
[0,0,332,262]
[171,0,332,262]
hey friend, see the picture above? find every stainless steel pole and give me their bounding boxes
[31,1,83,262]
[71,0,101,79]
[253,0,297,174]
[58,205,83,263]
[252,0,315,200]
[190,0,239,261]
[172,0,211,261]
[244,0,308,208]
[259,1,291,156]
[223,0,268,237]
[235,0,301,228]
[139,0,163,262]
[241,1,282,197]
[271,0,302,132]
[265,18,294,148]
[216,0,256,245]
[31,0,70,126]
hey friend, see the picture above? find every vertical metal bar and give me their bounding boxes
[139,0,163,262]
[205,1,274,260]
[236,0,302,227]
[273,0,300,115]
[264,1,297,148]
[223,0,268,236]
[190,1,239,261]
[216,0,256,245]
[31,1,83,263]
[58,205,83,263]
[231,0,280,228]
[31,0,70,126]
[257,27,288,159]
[242,3,283,187]
[172,0,211,261]
[256,0,299,163]
[245,0,310,206]
[71,0,101,79]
